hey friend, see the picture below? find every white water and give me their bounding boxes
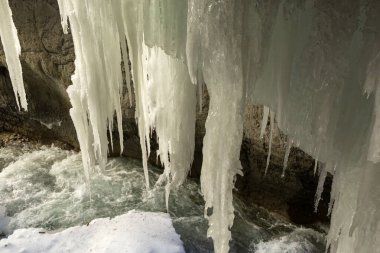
[0,144,325,252]
[0,0,27,111]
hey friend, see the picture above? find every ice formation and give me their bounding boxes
[186,1,245,252]
[0,0,27,111]
[142,45,196,208]
[57,0,124,179]
[53,0,380,253]
[282,139,293,177]
[118,1,197,195]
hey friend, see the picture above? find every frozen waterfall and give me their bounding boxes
[0,0,377,252]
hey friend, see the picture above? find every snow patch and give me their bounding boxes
[0,211,184,253]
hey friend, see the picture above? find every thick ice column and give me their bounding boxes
[187,1,245,252]
[57,0,124,178]
[0,0,27,111]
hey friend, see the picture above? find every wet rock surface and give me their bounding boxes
[0,0,330,226]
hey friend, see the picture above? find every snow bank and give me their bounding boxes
[0,211,184,253]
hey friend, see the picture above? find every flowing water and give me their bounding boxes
[0,143,326,252]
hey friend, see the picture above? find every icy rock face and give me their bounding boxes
[57,0,124,179]
[0,0,27,111]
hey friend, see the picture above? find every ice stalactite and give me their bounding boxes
[314,166,327,212]
[118,0,156,189]
[187,1,245,252]
[141,1,197,202]
[282,139,293,177]
[0,0,27,111]
[142,45,196,209]
[116,0,151,188]
[57,0,124,179]
[313,152,319,175]
[118,0,197,196]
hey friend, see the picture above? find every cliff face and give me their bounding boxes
[0,0,329,224]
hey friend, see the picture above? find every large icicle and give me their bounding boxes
[142,44,196,209]
[314,166,327,212]
[187,1,245,252]
[114,0,152,189]
[57,0,124,179]
[0,0,27,111]
[282,139,292,177]
[115,0,151,188]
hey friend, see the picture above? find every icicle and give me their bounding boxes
[0,0,27,111]
[314,166,327,212]
[313,158,319,175]
[260,106,269,138]
[113,2,133,108]
[282,139,292,177]
[328,174,336,216]
[57,0,124,177]
[265,110,274,175]
[115,0,152,189]
[142,44,196,207]
[187,1,245,252]
[313,147,320,175]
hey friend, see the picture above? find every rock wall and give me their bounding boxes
[0,0,330,225]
